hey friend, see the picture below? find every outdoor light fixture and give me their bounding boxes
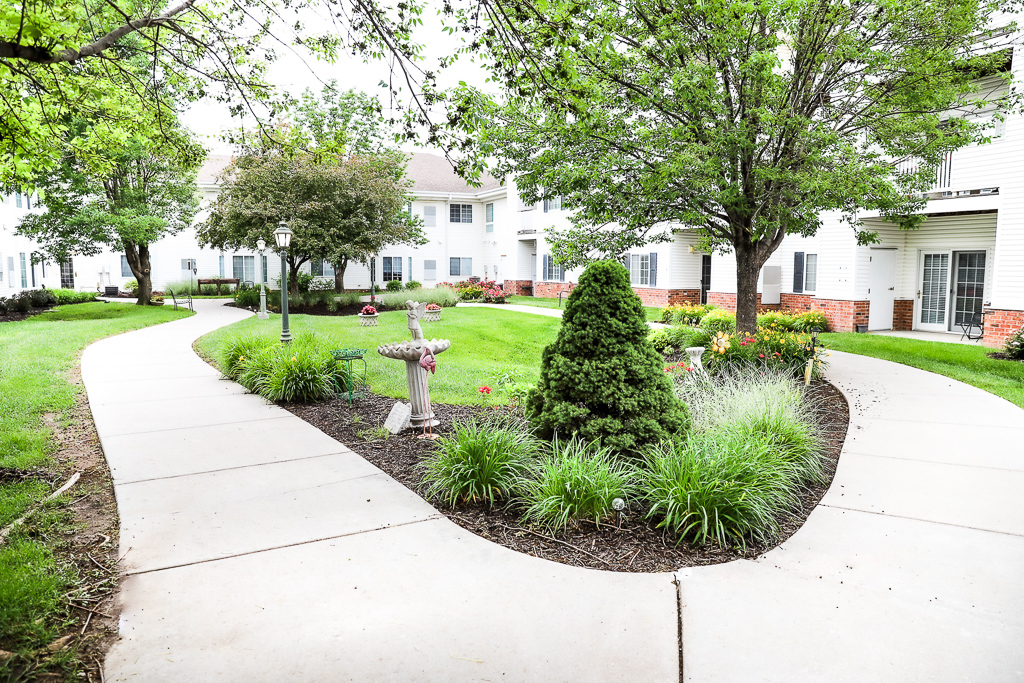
[612,498,626,511]
[275,220,292,344]
[256,239,268,320]
[805,326,822,387]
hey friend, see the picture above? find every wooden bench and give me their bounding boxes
[196,278,240,294]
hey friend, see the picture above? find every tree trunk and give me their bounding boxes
[288,255,301,296]
[332,257,348,293]
[124,242,153,306]
[734,243,761,334]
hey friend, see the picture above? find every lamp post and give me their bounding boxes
[256,239,269,320]
[369,252,377,305]
[274,222,293,344]
[805,326,821,386]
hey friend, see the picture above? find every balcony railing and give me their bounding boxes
[894,151,953,191]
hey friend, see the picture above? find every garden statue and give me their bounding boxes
[378,300,451,429]
[685,346,708,377]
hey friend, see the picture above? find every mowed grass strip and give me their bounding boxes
[822,332,1024,409]
[198,306,561,404]
[0,301,193,661]
[506,294,664,322]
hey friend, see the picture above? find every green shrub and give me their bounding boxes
[27,289,57,308]
[1005,324,1024,360]
[12,293,32,313]
[51,289,96,305]
[526,260,689,452]
[521,438,636,530]
[229,333,346,402]
[792,310,831,332]
[661,303,714,325]
[124,279,139,295]
[385,280,404,292]
[640,430,800,548]
[420,418,540,506]
[218,332,275,379]
[648,325,707,353]
[327,292,362,311]
[0,297,7,315]
[308,278,335,292]
[200,284,218,295]
[163,279,200,295]
[700,308,736,333]
[379,287,459,310]
[405,280,422,290]
[757,311,796,330]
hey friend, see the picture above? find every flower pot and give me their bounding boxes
[358,313,379,327]
[424,310,441,322]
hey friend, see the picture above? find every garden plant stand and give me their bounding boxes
[331,348,368,405]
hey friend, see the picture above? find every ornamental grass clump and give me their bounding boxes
[526,259,688,452]
[227,332,346,403]
[521,438,637,531]
[217,332,276,379]
[420,418,541,506]
[640,430,800,548]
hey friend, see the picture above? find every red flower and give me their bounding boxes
[758,353,765,358]
[686,366,694,372]
[663,367,672,372]
[478,386,492,395]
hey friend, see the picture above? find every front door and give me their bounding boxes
[918,252,951,332]
[952,251,986,330]
[700,255,712,304]
[60,259,74,289]
[868,249,896,330]
[181,258,197,286]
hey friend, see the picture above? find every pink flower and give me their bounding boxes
[361,305,377,315]
[686,366,694,372]
[663,367,672,372]
[758,353,765,358]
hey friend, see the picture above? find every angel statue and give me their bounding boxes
[406,300,426,341]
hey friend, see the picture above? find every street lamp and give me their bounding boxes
[369,252,377,305]
[274,221,293,344]
[256,239,269,320]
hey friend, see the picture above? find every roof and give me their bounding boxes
[405,152,501,194]
[197,154,233,185]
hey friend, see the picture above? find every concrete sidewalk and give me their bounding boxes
[82,301,1024,681]
[83,300,679,682]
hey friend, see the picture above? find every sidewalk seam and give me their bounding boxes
[116,450,361,485]
[124,515,444,576]
[836,450,1024,472]
[820,504,1024,538]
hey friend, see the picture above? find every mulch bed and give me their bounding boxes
[987,352,1024,363]
[285,380,849,573]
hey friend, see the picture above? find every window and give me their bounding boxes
[311,260,335,277]
[7,256,14,287]
[233,255,255,283]
[25,193,30,210]
[543,255,564,281]
[424,206,437,227]
[450,203,473,223]
[449,257,472,277]
[121,255,133,277]
[19,253,27,288]
[424,259,437,280]
[628,253,650,286]
[219,255,225,278]
[405,201,413,216]
[382,256,403,281]
[804,254,818,292]
[543,196,562,212]
[15,193,21,208]
[793,252,817,293]
[485,203,494,233]
[181,258,197,272]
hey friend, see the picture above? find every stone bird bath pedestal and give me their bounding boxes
[377,301,451,429]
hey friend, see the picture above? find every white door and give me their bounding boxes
[531,252,537,285]
[868,250,896,330]
[917,252,951,332]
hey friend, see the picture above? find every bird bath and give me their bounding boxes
[377,301,451,429]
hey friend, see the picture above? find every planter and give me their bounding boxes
[424,310,442,322]
[358,313,379,327]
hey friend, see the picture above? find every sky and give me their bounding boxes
[180,1,494,157]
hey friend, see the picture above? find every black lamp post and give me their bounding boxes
[274,221,293,345]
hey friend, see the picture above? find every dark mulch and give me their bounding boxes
[0,307,51,323]
[285,380,849,573]
[987,352,1024,363]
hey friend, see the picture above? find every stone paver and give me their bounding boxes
[82,302,1024,681]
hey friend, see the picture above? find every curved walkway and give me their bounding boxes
[81,300,1024,681]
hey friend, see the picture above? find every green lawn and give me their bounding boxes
[197,307,563,405]
[822,332,1024,409]
[506,294,663,322]
[0,301,193,667]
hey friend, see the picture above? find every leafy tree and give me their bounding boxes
[526,259,688,453]
[458,0,1020,331]
[16,123,203,305]
[198,150,424,294]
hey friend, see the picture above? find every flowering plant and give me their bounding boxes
[1006,323,1024,360]
[478,385,492,395]
[426,303,441,311]
[360,305,377,315]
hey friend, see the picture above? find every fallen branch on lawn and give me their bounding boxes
[0,472,81,544]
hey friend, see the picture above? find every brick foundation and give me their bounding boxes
[503,279,534,296]
[982,308,1024,348]
[707,291,870,332]
[533,281,577,298]
[527,282,699,307]
[893,300,914,331]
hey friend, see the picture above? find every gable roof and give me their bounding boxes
[197,154,233,185]
[405,152,501,194]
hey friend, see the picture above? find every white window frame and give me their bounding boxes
[628,253,650,286]
[233,255,255,283]
[485,202,494,233]
[424,205,437,227]
[449,257,472,277]
[545,256,564,281]
[804,253,818,293]
[450,203,473,224]
[120,255,133,277]
[382,256,403,282]
[424,259,437,281]
[543,196,562,212]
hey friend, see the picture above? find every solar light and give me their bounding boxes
[612,498,626,511]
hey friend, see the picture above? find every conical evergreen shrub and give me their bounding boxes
[525,259,689,452]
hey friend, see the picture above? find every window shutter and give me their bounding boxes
[793,252,804,293]
[542,254,549,280]
[649,252,658,287]
[560,260,566,282]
